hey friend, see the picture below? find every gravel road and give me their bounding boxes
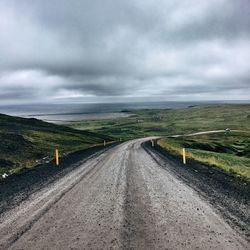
[170,129,248,138]
[0,139,248,250]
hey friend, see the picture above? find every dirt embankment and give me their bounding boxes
[0,143,119,215]
[144,141,250,240]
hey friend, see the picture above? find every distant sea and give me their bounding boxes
[0,101,248,123]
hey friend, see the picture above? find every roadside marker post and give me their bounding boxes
[104,140,106,147]
[182,148,186,165]
[55,147,59,166]
[151,140,154,147]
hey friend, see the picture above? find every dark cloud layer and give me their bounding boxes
[0,0,249,103]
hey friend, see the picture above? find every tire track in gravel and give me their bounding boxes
[121,142,157,249]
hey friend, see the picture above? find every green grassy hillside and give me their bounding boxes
[157,132,250,181]
[2,104,249,179]
[0,113,112,175]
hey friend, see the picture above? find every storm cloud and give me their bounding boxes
[0,0,249,103]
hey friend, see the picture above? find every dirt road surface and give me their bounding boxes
[170,129,248,138]
[0,139,248,249]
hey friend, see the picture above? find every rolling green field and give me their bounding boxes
[68,104,250,180]
[0,113,112,175]
[68,104,250,138]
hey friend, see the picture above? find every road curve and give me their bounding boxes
[0,139,248,250]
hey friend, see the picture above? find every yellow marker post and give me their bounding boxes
[182,148,186,165]
[55,147,59,166]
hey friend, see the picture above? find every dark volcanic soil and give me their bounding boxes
[0,143,119,215]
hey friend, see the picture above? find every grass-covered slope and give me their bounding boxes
[157,132,250,181]
[0,113,112,175]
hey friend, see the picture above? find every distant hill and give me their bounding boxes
[0,113,112,175]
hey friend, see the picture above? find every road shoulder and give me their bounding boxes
[0,143,119,215]
[143,141,250,242]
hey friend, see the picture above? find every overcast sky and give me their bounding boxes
[0,0,249,104]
